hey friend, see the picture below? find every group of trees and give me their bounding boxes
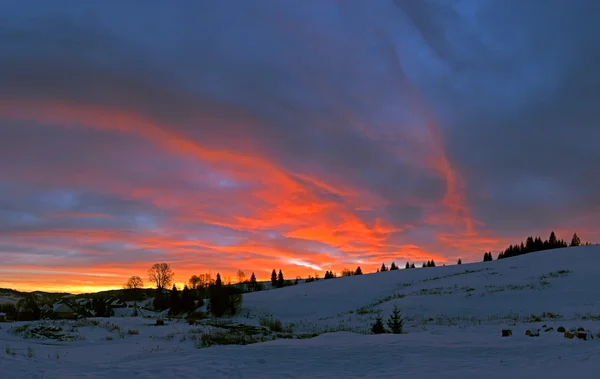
[494,231,586,261]
[371,305,404,334]
[422,260,436,268]
[270,269,286,288]
[340,267,363,277]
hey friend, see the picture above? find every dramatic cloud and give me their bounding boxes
[1,0,598,292]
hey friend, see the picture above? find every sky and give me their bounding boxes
[1,0,599,293]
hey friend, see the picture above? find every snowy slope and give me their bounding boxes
[1,245,600,378]
[242,245,599,331]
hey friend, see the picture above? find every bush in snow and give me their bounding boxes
[501,329,512,337]
[371,316,386,334]
[557,326,566,333]
[387,305,404,334]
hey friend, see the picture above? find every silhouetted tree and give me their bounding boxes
[93,297,109,317]
[549,231,557,247]
[124,276,144,289]
[355,266,363,275]
[249,272,258,291]
[387,305,404,334]
[180,285,195,313]
[405,262,410,269]
[570,233,581,247]
[169,285,181,316]
[371,316,386,334]
[224,286,243,316]
[483,252,493,262]
[148,263,174,290]
[277,269,284,288]
[390,262,398,271]
[341,269,354,277]
[410,263,415,268]
[380,263,388,272]
[457,259,462,265]
[215,273,222,287]
[152,290,168,311]
[422,262,427,268]
[188,275,202,290]
[271,269,277,287]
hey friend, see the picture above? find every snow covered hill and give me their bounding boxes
[1,245,600,378]
[242,244,600,332]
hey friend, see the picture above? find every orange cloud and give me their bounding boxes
[0,92,494,293]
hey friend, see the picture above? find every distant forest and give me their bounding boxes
[483,231,590,262]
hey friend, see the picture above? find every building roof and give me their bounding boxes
[53,303,74,313]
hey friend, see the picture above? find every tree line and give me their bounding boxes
[482,231,589,262]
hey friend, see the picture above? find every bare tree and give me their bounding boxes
[188,275,201,290]
[124,276,144,289]
[148,263,174,289]
[237,269,246,284]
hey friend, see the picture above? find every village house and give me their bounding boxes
[0,312,6,322]
[53,302,74,319]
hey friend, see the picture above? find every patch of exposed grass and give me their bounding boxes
[258,317,292,333]
[127,329,139,335]
[5,344,15,356]
[574,312,600,321]
[197,330,265,348]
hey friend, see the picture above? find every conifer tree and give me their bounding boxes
[387,305,404,334]
[405,262,410,269]
[410,263,415,268]
[181,285,195,313]
[277,269,284,288]
[371,316,386,334]
[429,260,436,267]
[215,273,222,287]
[380,263,388,272]
[271,269,277,287]
[549,231,557,247]
[355,266,363,275]
[570,233,581,247]
[422,262,427,268]
[390,262,398,270]
[169,284,181,316]
[457,259,462,265]
[250,272,257,291]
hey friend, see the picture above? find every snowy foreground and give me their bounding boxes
[2,246,600,378]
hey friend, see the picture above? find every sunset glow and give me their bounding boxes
[1,1,599,293]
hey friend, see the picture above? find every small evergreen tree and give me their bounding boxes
[215,273,222,287]
[457,259,462,265]
[380,263,388,272]
[570,233,581,247]
[422,262,426,268]
[250,272,257,291]
[355,266,363,275]
[390,262,398,271]
[387,305,404,334]
[410,263,415,268]
[277,269,284,288]
[371,316,386,334]
[271,269,277,287]
[405,262,410,269]
[429,260,436,267]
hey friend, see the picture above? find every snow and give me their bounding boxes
[2,245,600,378]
